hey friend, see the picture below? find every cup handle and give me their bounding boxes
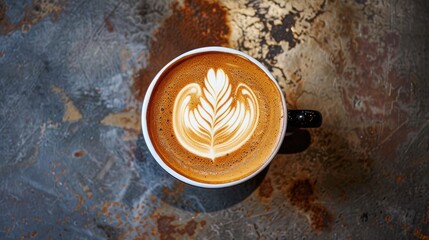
[287,110,322,130]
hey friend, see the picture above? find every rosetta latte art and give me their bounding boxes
[173,68,259,161]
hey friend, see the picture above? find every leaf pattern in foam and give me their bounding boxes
[173,68,259,161]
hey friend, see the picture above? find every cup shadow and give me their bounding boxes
[278,129,312,154]
[159,166,269,213]
[135,129,311,213]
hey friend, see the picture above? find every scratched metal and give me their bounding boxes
[0,0,428,239]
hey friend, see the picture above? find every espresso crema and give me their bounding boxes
[146,52,284,184]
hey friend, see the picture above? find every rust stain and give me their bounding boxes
[414,229,429,240]
[104,17,114,32]
[395,175,405,184]
[74,194,85,211]
[0,0,12,34]
[400,223,429,240]
[132,0,231,101]
[258,177,274,199]
[181,219,198,236]
[287,179,316,209]
[308,204,334,231]
[100,109,141,132]
[403,204,429,238]
[159,182,187,209]
[19,230,38,239]
[384,214,392,224]
[156,215,177,240]
[154,214,204,240]
[0,51,4,58]
[200,220,206,227]
[0,0,64,35]
[287,178,334,232]
[51,86,83,122]
[73,150,85,158]
[96,200,154,238]
[160,181,186,200]
[162,181,185,196]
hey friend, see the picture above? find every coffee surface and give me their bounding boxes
[147,52,284,183]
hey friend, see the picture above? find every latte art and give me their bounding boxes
[173,68,259,160]
[146,51,285,184]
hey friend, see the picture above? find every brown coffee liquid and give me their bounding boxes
[147,52,284,184]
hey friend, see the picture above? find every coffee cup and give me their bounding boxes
[141,47,322,188]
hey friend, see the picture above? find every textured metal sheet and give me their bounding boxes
[0,0,428,239]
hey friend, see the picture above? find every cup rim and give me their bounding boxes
[141,46,287,188]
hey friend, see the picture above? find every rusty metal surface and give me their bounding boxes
[1,0,428,239]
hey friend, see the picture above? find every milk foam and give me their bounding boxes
[173,68,259,160]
